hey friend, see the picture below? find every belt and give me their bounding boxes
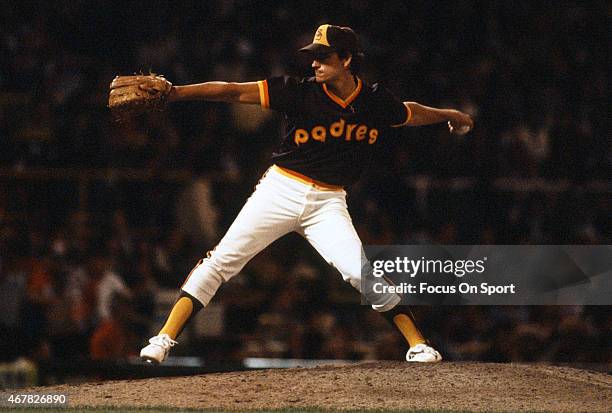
[272,165,344,191]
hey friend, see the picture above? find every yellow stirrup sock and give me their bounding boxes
[392,313,427,347]
[159,296,196,340]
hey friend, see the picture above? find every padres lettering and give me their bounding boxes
[294,118,379,145]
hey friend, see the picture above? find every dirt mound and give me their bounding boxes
[40,362,610,412]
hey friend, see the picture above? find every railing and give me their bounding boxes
[1,167,610,211]
[0,168,192,211]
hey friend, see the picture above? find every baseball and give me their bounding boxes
[456,125,471,135]
[449,121,471,135]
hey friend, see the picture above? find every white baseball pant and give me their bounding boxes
[181,165,400,311]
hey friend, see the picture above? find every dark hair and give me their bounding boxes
[337,49,365,75]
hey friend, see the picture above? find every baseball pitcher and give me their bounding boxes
[113,24,473,364]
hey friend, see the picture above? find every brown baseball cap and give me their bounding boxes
[299,24,363,56]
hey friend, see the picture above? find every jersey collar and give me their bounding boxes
[322,77,362,109]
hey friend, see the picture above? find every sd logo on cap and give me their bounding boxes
[300,24,363,57]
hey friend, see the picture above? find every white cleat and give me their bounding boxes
[406,343,442,363]
[140,334,177,364]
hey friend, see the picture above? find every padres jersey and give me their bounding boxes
[257,76,411,187]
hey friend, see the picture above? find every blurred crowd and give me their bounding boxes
[0,1,610,371]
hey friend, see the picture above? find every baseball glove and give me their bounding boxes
[108,74,173,121]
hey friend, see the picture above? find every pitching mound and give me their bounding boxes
[40,362,610,412]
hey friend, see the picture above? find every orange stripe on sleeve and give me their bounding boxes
[391,102,412,128]
[257,80,269,109]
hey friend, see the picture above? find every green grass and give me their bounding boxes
[2,407,559,413]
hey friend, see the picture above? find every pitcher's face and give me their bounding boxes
[311,52,349,83]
